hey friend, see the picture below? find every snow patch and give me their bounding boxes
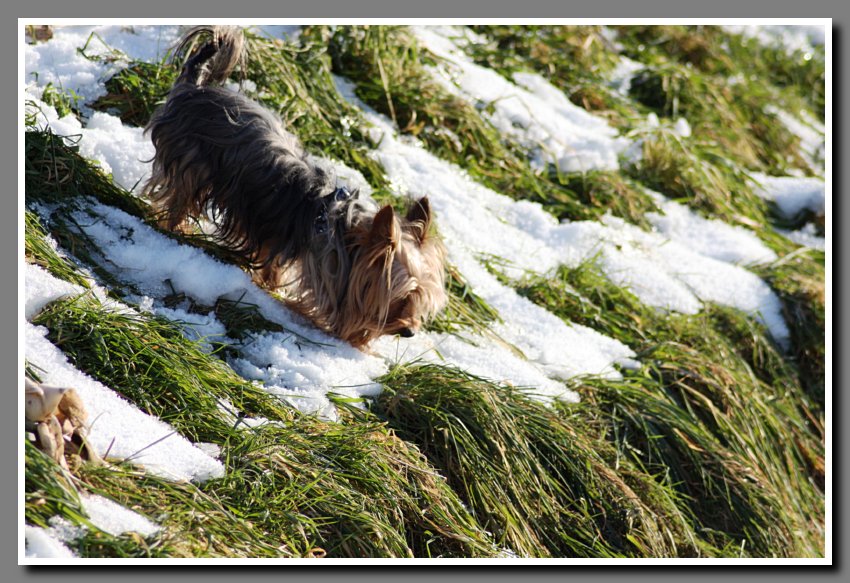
[80,493,161,537]
[25,525,77,559]
[26,96,154,193]
[413,25,629,174]
[750,173,825,219]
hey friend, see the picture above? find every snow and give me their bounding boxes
[723,24,825,55]
[80,493,161,537]
[750,173,825,219]
[24,25,180,107]
[334,75,790,345]
[24,24,816,414]
[673,118,692,139]
[27,319,226,482]
[413,25,629,174]
[26,96,154,193]
[781,223,825,251]
[63,200,388,420]
[765,105,825,174]
[26,262,226,482]
[607,56,645,96]
[25,525,77,559]
[646,192,778,265]
[25,495,158,560]
[25,262,85,320]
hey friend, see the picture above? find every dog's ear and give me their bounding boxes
[405,197,432,242]
[369,205,400,250]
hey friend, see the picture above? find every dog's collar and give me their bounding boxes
[314,186,353,236]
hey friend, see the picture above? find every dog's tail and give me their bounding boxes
[173,25,245,87]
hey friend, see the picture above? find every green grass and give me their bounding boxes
[503,260,824,556]
[464,25,641,131]
[25,210,91,289]
[68,29,501,339]
[754,249,826,409]
[625,64,810,177]
[91,58,178,127]
[24,116,503,556]
[624,125,771,225]
[467,25,621,86]
[372,363,702,558]
[613,25,825,120]
[25,129,148,219]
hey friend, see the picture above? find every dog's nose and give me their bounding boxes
[399,327,415,338]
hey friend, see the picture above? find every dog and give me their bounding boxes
[144,26,447,348]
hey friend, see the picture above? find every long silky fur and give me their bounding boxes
[144,25,448,348]
[145,25,334,269]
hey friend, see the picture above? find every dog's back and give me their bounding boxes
[144,26,334,269]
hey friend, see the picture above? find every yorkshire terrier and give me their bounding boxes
[144,26,447,348]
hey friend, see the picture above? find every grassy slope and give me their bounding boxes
[25,25,826,558]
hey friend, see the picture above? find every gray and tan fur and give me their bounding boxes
[145,26,447,347]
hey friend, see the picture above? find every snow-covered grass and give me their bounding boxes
[23,23,827,560]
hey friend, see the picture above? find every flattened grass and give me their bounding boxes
[466,24,822,230]
[25,129,148,219]
[25,117,501,556]
[467,25,620,85]
[626,64,810,176]
[30,293,500,557]
[754,248,826,409]
[506,261,824,556]
[25,210,91,289]
[624,126,771,225]
[373,363,699,558]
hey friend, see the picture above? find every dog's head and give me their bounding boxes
[339,197,448,347]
